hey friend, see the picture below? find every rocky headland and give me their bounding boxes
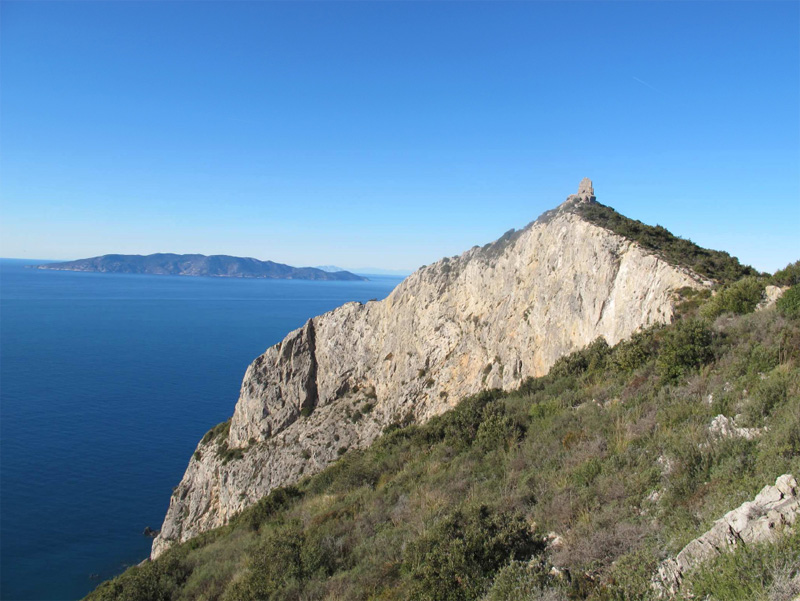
[151,179,716,558]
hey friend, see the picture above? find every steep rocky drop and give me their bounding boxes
[152,180,711,558]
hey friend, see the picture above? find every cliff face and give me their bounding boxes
[152,181,710,558]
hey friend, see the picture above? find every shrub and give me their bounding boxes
[434,389,507,450]
[771,260,800,287]
[86,551,190,601]
[656,319,714,382]
[223,521,305,600]
[595,545,662,600]
[215,440,244,464]
[482,560,564,601]
[701,276,766,319]
[231,486,302,532]
[611,328,657,373]
[674,287,713,319]
[201,420,231,445]
[475,404,524,452]
[549,337,610,379]
[777,285,800,319]
[743,370,790,423]
[404,505,545,601]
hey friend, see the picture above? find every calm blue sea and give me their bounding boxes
[0,259,403,601]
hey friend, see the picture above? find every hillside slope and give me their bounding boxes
[87,291,800,601]
[152,180,736,558]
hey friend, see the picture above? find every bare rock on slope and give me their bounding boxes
[654,474,799,597]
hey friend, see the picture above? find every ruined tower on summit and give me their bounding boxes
[577,177,594,200]
[565,177,596,204]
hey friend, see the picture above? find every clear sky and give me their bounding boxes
[1,1,798,272]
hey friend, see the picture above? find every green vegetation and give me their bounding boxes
[575,202,758,283]
[198,420,246,464]
[772,260,800,288]
[777,285,800,319]
[87,290,799,601]
[700,276,766,319]
[200,420,230,445]
[655,318,713,382]
[480,228,525,263]
[686,529,800,600]
[405,505,544,601]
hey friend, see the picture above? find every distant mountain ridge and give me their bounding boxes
[37,254,367,281]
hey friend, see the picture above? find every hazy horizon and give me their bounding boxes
[1,256,415,276]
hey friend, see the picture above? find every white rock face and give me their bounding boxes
[757,285,786,311]
[654,474,799,597]
[152,183,708,559]
[708,414,765,441]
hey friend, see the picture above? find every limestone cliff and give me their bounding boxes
[152,180,710,558]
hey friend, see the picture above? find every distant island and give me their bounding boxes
[313,265,348,273]
[315,265,414,276]
[36,254,368,281]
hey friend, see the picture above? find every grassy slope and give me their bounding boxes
[87,286,800,601]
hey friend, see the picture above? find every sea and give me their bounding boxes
[0,259,404,601]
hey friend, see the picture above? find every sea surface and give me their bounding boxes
[0,259,404,601]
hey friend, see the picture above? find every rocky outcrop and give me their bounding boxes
[708,414,765,441]
[654,474,800,597]
[758,285,787,311]
[152,181,710,558]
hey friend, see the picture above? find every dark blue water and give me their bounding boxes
[0,259,403,601]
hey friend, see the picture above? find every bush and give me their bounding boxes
[549,338,610,379]
[771,260,800,287]
[743,370,790,423]
[222,521,305,600]
[777,285,800,319]
[231,486,302,532]
[404,505,545,601]
[215,440,244,464]
[611,328,657,373]
[87,552,190,601]
[475,404,525,452]
[656,319,714,382]
[701,276,766,319]
[201,420,230,445]
[482,561,564,601]
[595,545,662,600]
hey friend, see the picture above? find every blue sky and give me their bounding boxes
[1,1,797,272]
